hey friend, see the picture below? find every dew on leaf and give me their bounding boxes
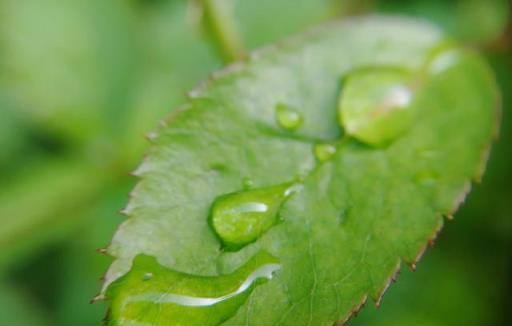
[314,143,337,162]
[209,182,301,250]
[242,177,254,189]
[275,103,303,130]
[142,272,153,281]
[338,68,414,147]
[107,252,279,326]
[428,50,461,75]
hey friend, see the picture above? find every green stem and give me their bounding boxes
[201,0,245,62]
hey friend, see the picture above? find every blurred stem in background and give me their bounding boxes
[200,0,246,62]
[0,0,510,325]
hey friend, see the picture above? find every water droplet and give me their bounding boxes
[314,143,337,162]
[428,50,461,75]
[107,252,279,326]
[338,68,414,146]
[275,104,303,131]
[142,272,153,281]
[209,182,301,250]
[242,177,254,189]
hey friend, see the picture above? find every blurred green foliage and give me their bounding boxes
[0,0,509,325]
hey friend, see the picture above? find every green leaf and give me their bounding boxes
[102,17,499,325]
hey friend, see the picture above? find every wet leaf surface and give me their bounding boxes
[103,17,498,325]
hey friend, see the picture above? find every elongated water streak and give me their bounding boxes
[125,263,281,307]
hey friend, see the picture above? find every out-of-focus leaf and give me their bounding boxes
[55,186,128,326]
[102,17,498,325]
[451,50,512,240]
[378,0,510,44]
[0,0,139,142]
[0,158,109,272]
[0,98,29,167]
[350,249,497,326]
[0,283,51,326]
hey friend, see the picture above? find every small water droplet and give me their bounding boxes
[339,68,414,146]
[242,177,254,189]
[142,272,153,281]
[209,182,301,250]
[428,50,460,75]
[314,143,337,162]
[275,104,303,131]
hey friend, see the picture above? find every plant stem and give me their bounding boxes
[201,0,245,62]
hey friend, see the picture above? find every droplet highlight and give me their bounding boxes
[242,177,254,189]
[428,50,461,75]
[338,68,414,147]
[275,104,303,131]
[314,143,337,162]
[142,272,153,281]
[209,182,301,250]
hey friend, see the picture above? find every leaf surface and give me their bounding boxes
[103,17,498,325]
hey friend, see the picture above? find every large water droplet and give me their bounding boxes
[210,182,301,250]
[314,143,337,162]
[106,252,279,326]
[275,104,303,131]
[338,68,414,146]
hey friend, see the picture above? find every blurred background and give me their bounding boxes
[0,0,510,325]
